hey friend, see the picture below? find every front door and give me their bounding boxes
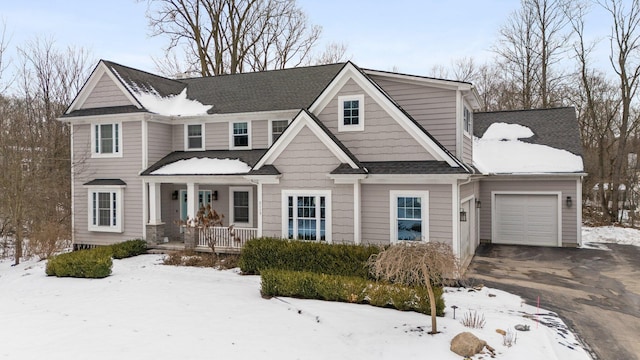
[180,190,212,228]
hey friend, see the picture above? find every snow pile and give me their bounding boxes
[0,255,591,360]
[111,68,212,116]
[136,88,212,116]
[582,225,640,247]
[473,122,584,174]
[151,157,252,175]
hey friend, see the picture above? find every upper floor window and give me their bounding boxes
[92,123,121,158]
[231,121,251,149]
[185,124,204,150]
[270,120,289,145]
[338,95,364,132]
[463,106,472,134]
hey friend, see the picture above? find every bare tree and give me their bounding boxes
[601,0,640,222]
[368,243,458,335]
[143,0,327,76]
[0,37,92,264]
[311,41,348,65]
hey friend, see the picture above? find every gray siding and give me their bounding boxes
[205,122,228,149]
[252,120,268,149]
[361,184,452,246]
[172,124,183,151]
[147,121,172,165]
[462,134,473,164]
[316,78,435,162]
[369,75,458,154]
[262,126,354,242]
[478,178,579,246]
[82,73,133,109]
[72,121,144,245]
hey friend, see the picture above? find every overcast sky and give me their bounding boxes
[1,0,615,79]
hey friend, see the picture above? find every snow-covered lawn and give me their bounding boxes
[582,225,640,248]
[0,255,591,360]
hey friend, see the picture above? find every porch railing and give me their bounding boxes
[197,226,258,250]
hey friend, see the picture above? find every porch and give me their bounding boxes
[150,226,258,253]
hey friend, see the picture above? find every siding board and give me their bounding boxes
[81,73,133,109]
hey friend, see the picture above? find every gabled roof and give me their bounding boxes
[104,60,186,98]
[141,149,268,176]
[473,107,583,156]
[254,109,365,171]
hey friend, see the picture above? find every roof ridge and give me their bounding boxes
[181,62,347,81]
[101,59,187,86]
[476,106,574,115]
[362,67,472,86]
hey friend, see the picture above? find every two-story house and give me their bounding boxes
[59,60,585,265]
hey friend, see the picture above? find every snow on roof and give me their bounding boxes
[150,158,252,175]
[112,68,212,116]
[473,122,583,174]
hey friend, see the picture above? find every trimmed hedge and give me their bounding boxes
[239,237,381,277]
[109,239,147,259]
[46,248,113,278]
[260,269,445,316]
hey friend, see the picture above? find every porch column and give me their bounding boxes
[149,182,163,225]
[257,182,263,237]
[186,182,200,222]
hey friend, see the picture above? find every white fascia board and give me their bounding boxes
[310,63,459,167]
[173,109,298,124]
[480,173,588,180]
[327,174,367,184]
[361,174,468,184]
[138,175,253,185]
[254,111,358,170]
[362,69,470,91]
[66,61,142,114]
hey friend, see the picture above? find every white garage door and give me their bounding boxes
[494,194,559,246]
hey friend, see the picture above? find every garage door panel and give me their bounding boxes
[494,194,558,246]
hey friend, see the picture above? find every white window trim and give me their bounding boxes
[184,123,205,151]
[338,94,365,132]
[268,119,290,147]
[229,121,252,150]
[281,190,332,243]
[91,122,123,158]
[87,186,125,233]
[463,106,472,137]
[229,186,253,227]
[389,190,429,244]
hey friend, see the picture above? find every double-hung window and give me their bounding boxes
[338,94,364,132]
[282,190,331,242]
[87,186,124,233]
[92,123,121,157]
[390,191,429,243]
[269,120,289,145]
[185,124,204,150]
[229,186,253,226]
[231,121,251,149]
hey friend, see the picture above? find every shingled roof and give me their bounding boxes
[473,107,583,156]
[141,149,268,176]
[181,63,345,114]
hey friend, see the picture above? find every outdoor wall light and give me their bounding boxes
[213,190,218,201]
[566,196,572,208]
[171,190,179,200]
[476,199,482,208]
[460,209,467,222]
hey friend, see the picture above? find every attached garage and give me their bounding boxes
[492,193,561,246]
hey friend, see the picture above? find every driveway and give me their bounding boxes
[467,244,640,360]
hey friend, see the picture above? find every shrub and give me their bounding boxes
[109,239,147,259]
[239,237,381,277]
[46,248,112,278]
[163,251,239,269]
[260,269,444,316]
[460,310,486,329]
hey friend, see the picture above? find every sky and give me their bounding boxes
[0,0,615,80]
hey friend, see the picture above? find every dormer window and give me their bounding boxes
[463,106,472,135]
[185,124,204,150]
[231,121,251,149]
[338,95,364,132]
